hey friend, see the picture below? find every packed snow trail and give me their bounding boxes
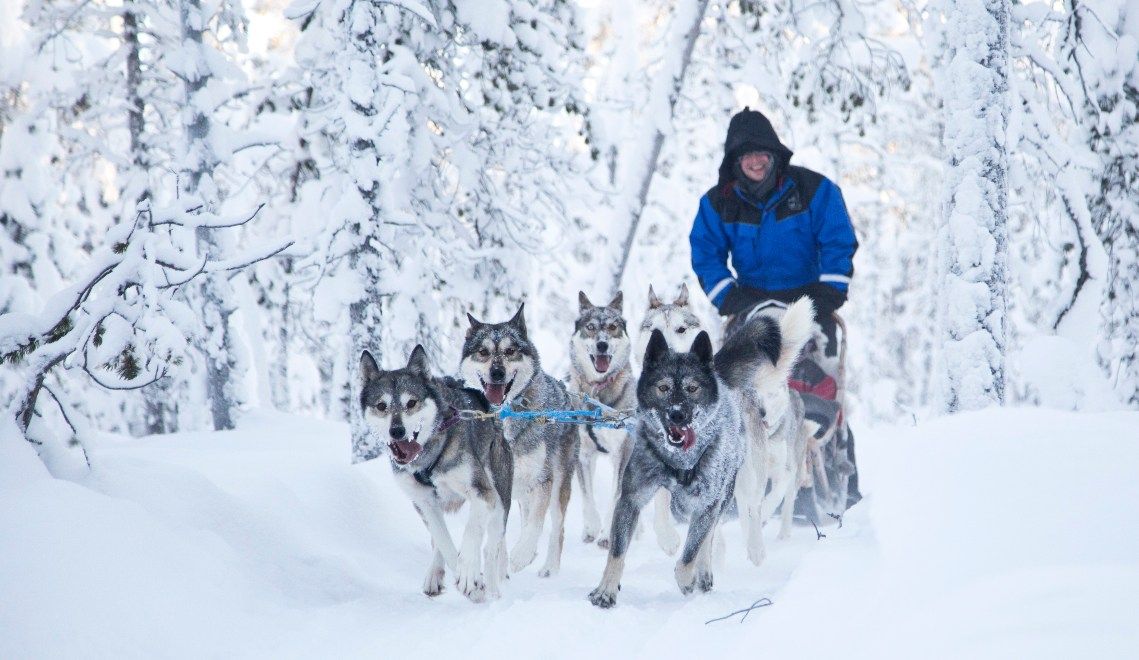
[2,409,1137,658]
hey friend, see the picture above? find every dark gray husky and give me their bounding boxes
[359,346,512,602]
[589,316,789,608]
[459,304,579,577]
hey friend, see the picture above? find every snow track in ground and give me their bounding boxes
[2,409,1137,658]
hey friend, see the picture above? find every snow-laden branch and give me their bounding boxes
[1,199,288,437]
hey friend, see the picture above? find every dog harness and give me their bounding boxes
[411,407,462,487]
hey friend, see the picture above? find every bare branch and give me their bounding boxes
[213,239,296,274]
[151,204,264,229]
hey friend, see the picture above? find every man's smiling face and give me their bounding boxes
[738,151,774,182]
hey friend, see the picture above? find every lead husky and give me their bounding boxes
[589,316,794,608]
[569,291,635,548]
[459,304,579,577]
[359,346,512,602]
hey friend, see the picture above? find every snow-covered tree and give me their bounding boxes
[934,0,1011,412]
[291,0,443,459]
[174,0,256,431]
[1056,0,1139,405]
[0,199,288,457]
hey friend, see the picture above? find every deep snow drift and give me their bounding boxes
[2,408,1137,659]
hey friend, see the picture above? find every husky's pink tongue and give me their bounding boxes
[668,425,697,451]
[389,439,423,464]
[484,383,506,405]
[681,427,695,450]
[592,355,611,373]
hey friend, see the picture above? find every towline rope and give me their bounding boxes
[456,393,635,430]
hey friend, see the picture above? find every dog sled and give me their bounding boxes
[734,301,861,526]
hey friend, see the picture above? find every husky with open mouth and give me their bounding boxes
[359,346,512,602]
[588,310,799,608]
[459,304,579,577]
[568,291,635,549]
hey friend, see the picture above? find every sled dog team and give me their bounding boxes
[358,285,816,608]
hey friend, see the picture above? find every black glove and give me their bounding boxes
[804,282,847,322]
[718,284,767,317]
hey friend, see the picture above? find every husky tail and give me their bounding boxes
[714,297,814,390]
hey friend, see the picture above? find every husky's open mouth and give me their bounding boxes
[389,433,423,465]
[666,424,697,451]
[479,374,515,406]
[590,354,612,373]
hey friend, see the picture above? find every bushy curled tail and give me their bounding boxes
[772,297,814,384]
[713,297,814,390]
[714,315,780,389]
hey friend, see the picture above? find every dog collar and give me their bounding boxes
[589,372,623,395]
[410,408,463,488]
[435,406,462,434]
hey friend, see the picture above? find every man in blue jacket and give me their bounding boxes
[692,107,862,512]
[690,107,857,357]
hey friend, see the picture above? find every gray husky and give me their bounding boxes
[568,291,635,548]
[459,305,579,577]
[588,314,797,608]
[359,346,512,602]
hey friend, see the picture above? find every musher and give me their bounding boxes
[689,107,862,510]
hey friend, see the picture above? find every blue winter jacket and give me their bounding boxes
[689,165,858,308]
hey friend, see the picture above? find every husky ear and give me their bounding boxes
[690,331,713,364]
[648,285,663,309]
[675,283,690,306]
[406,345,429,375]
[644,329,670,367]
[578,291,593,312]
[607,291,623,311]
[509,303,527,336]
[360,350,381,382]
[465,312,483,338]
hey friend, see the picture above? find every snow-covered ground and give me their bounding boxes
[3,408,1137,659]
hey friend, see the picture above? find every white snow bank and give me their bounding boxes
[2,408,1136,659]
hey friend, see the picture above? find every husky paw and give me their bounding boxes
[596,536,610,550]
[423,566,446,597]
[456,556,487,603]
[675,562,697,596]
[589,587,618,609]
[537,566,558,578]
[656,527,681,556]
[777,527,792,541]
[455,571,487,603]
[509,544,538,573]
[582,518,600,544]
[697,570,714,593]
[747,533,767,566]
[747,543,767,567]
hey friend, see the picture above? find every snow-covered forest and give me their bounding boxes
[2,0,1137,657]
